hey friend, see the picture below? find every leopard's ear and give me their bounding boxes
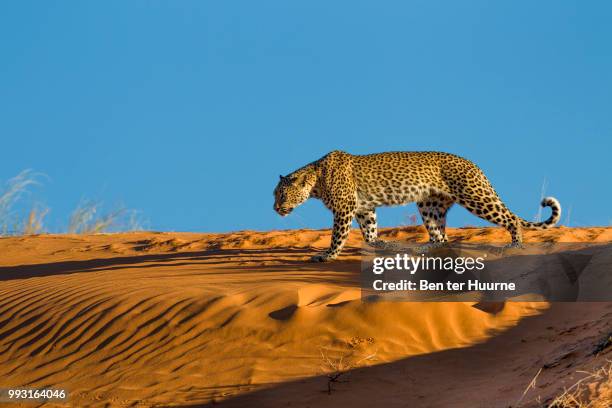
[279,175,284,180]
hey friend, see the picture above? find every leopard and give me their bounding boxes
[273,150,561,262]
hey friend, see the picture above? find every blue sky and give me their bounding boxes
[1,1,610,233]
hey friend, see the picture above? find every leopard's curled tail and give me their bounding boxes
[518,197,562,230]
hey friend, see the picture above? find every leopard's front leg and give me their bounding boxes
[311,210,355,262]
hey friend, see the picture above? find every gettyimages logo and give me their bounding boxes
[372,253,486,275]
[360,242,611,302]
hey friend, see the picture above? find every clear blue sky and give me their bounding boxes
[1,1,610,232]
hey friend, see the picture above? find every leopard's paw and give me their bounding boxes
[310,252,336,262]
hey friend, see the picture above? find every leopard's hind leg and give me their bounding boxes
[457,192,523,246]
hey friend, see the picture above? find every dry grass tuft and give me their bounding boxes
[68,200,142,234]
[547,360,612,408]
[22,207,49,235]
[319,337,377,394]
[0,170,45,235]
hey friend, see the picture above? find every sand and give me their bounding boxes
[0,226,611,407]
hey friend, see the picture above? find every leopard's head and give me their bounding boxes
[273,174,313,216]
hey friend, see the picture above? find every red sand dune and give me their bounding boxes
[0,226,611,407]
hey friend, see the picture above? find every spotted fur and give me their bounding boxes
[273,151,561,262]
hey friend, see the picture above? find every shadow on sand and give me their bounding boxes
[0,246,364,281]
[171,301,612,408]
